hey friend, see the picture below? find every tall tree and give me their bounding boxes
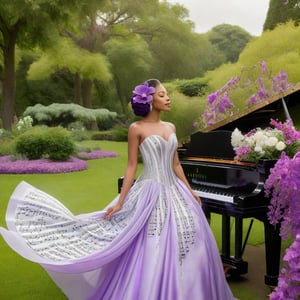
[206,24,252,63]
[27,38,112,107]
[104,35,153,113]
[264,0,300,31]
[0,0,84,130]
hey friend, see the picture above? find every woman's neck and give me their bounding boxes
[142,118,161,123]
[142,111,161,123]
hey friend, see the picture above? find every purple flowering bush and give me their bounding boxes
[265,152,300,299]
[201,77,237,126]
[231,118,300,298]
[199,61,293,128]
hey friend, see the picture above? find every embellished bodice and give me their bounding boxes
[137,134,178,186]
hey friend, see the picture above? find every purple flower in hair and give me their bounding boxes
[132,82,155,104]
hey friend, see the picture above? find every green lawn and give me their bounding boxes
[0,140,285,299]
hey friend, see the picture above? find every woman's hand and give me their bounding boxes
[104,203,122,220]
[191,191,202,205]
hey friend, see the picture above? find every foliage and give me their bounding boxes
[207,24,253,62]
[28,38,112,82]
[104,35,153,113]
[231,119,300,163]
[199,60,294,128]
[111,125,128,142]
[15,127,48,160]
[0,137,15,156]
[15,126,75,161]
[146,4,226,80]
[205,22,300,100]
[90,126,128,142]
[23,103,117,128]
[68,121,89,141]
[173,78,208,97]
[0,0,85,130]
[160,86,205,143]
[264,0,300,31]
[45,127,76,161]
[239,22,300,83]
[15,50,75,113]
[12,116,33,135]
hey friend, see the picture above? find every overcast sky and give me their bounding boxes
[166,0,270,36]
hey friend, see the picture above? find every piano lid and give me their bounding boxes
[202,83,300,133]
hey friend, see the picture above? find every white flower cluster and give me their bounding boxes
[232,127,287,161]
[16,116,33,131]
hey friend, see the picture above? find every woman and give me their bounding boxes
[0,79,235,299]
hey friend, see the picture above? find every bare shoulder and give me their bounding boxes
[128,122,143,139]
[163,121,176,132]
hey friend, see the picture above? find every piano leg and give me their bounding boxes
[220,215,248,276]
[263,220,281,286]
[235,217,243,259]
[222,215,230,257]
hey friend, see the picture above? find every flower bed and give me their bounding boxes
[0,150,118,174]
[77,150,118,160]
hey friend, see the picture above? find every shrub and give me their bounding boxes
[68,121,89,141]
[111,125,128,141]
[0,138,15,156]
[15,126,75,161]
[174,78,208,97]
[23,103,117,128]
[90,131,115,141]
[15,127,48,159]
[44,127,75,161]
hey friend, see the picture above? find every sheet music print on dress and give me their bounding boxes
[8,181,137,262]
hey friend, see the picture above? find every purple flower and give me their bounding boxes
[207,93,218,104]
[260,60,267,74]
[0,150,118,174]
[266,153,300,299]
[77,150,118,160]
[132,82,155,104]
[0,156,88,174]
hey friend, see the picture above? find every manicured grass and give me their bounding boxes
[0,140,287,299]
[0,140,130,300]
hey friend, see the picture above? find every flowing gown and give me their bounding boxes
[0,133,235,300]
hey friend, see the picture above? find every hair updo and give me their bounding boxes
[131,79,161,117]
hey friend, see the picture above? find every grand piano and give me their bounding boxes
[179,84,300,287]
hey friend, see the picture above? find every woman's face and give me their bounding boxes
[152,84,171,112]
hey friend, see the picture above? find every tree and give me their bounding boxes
[206,24,252,63]
[0,0,85,130]
[27,38,112,108]
[104,35,153,113]
[264,0,300,31]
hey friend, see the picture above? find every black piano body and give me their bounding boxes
[179,84,300,287]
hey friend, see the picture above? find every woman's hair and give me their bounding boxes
[131,79,161,117]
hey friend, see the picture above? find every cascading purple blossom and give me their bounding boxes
[202,78,237,126]
[266,152,300,299]
[198,61,294,129]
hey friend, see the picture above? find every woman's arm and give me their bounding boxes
[173,147,202,205]
[104,124,140,219]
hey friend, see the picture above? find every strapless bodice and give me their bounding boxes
[137,133,178,186]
